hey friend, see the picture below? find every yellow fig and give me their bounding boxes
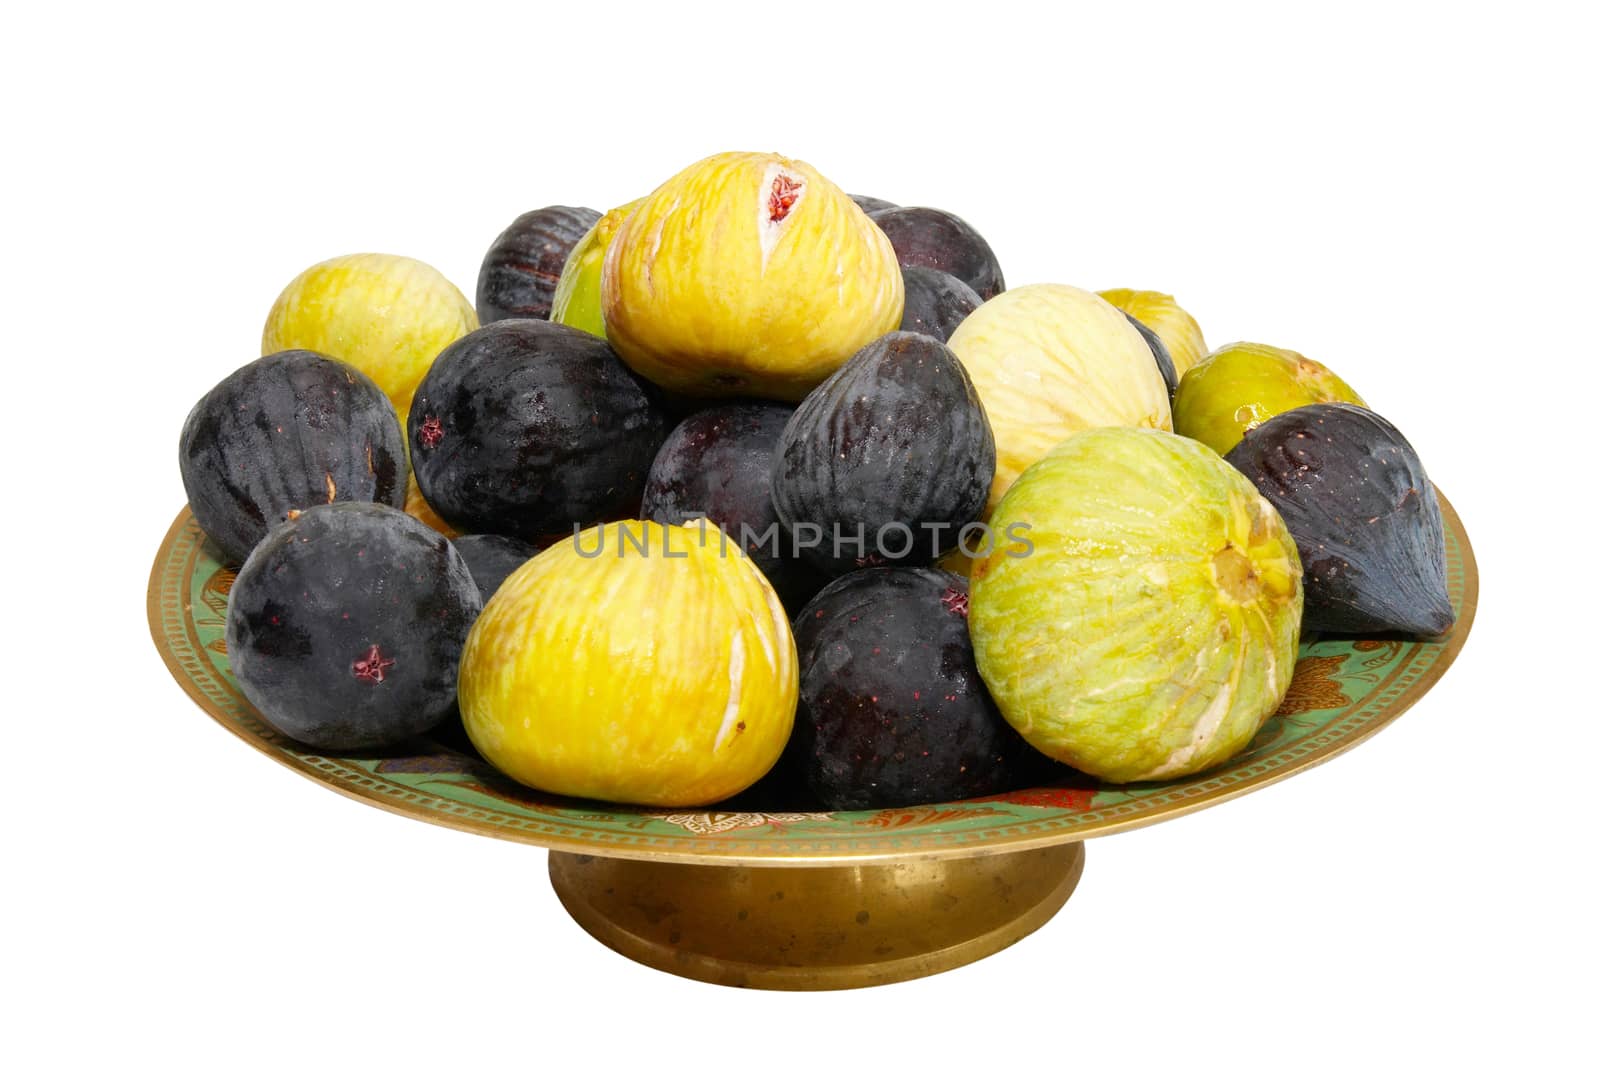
[458,519,798,807]
[947,283,1173,515]
[1174,342,1366,456]
[1097,288,1208,377]
[601,151,904,401]
[550,198,643,339]
[262,253,478,421]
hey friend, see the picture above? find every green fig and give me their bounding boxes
[1174,342,1365,455]
[550,198,642,339]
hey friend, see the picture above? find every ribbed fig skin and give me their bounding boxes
[602,151,905,401]
[970,428,1303,783]
[261,253,477,420]
[179,350,405,563]
[408,319,669,542]
[947,284,1173,516]
[226,503,480,749]
[1225,403,1454,637]
[773,331,995,574]
[476,205,601,324]
[870,206,1005,301]
[458,520,797,807]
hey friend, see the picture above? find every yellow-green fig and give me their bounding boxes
[550,198,643,339]
[947,283,1172,515]
[1174,342,1365,455]
[601,151,904,401]
[970,428,1303,783]
[1097,288,1208,377]
[262,253,477,420]
[458,519,798,807]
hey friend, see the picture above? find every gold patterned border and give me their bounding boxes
[148,493,1477,867]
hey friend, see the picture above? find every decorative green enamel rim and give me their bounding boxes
[148,494,1476,867]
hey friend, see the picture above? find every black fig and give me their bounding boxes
[226,503,481,749]
[640,402,826,611]
[789,568,1037,809]
[179,350,405,563]
[1225,403,1454,636]
[409,319,669,542]
[870,206,1005,301]
[476,205,601,323]
[451,533,536,602]
[773,331,995,574]
[899,266,982,343]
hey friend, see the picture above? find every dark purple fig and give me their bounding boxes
[226,503,481,749]
[1224,403,1454,637]
[451,533,536,602]
[851,193,898,216]
[640,402,826,611]
[869,206,1005,301]
[408,319,669,542]
[1123,310,1178,399]
[899,266,982,343]
[773,331,995,574]
[476,205,601,323]
[179,350,405,564]
[789,568,1038,809]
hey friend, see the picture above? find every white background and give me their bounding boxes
[5,2,1595,1068]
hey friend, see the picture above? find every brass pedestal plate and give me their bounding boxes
[150,496,1475,990]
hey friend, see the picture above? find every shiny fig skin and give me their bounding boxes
[226,503,481,749]
[408,319,669,542]
[1225,403,1454,637]
[1124,310,1179,399]
[870,206,1005,301]
[899,266,982,343]
[773,331,995,574]
[451,533,536,602]
[788,568,1039,809]
[179,350,406,564]
[851,193,898,215]
[476,205,601,323]
[640,402,826,612]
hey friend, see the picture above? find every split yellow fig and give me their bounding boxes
[458,519,798,807]
[947,283,1172,515]
[1097,288,1209,377]
[262,253,478,421]
[601,151,904,401]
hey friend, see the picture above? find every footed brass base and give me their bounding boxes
[548,842,1085,990]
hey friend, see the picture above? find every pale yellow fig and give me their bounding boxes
[1097,288,1208,377]
[970,428,1303,783]
[947,283,1172,515]
[262,253,477,421]
[601,151,904,401]
[458,519,798,807]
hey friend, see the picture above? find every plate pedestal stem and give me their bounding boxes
[548,842,1085,990]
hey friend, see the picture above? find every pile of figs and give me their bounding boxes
[176,150,1457,811]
